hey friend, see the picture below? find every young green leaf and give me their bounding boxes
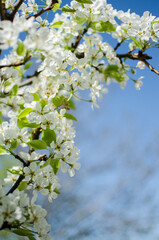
[50,158,60,174]
[16,42,25,56]
[10,139,19,150]
[17,117,40,128]
[24,62,32,70]
[67,99,76,110]
[62,6,76,13]
[31,93,39,101]
[129,36,142,49]
[91,21,115,32]
[51,21,63,28]
[28,140,47,150]
[40,99,47,109]
[42,127,56,146]
[75,0,93,4]
[64,112,77,121]
[0,145,10,155]
[18,108,33,119]
[104,65,124,82]
[10,84,18,95]
[74,16,86,25]
[12,229,36,240]
[18,181,28,191]
[52,95,65,107]
[53,2,61,12]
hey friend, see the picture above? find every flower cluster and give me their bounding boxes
[0,0,159,239]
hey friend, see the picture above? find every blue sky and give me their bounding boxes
[50,1,159,239]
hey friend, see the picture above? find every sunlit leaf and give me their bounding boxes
[64,112,77,121]
[42,127,56,146]
[28,140,47,150]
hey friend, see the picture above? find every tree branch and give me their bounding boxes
[72,23,90,53]
[18,70,41,88]
[10,151,29,166]
[114,40,124,51]
[0,55,31,69]
[117,51,152,61]
[26,0,58,20]
[8,0,24,21]
[142,60,159,75]
[6,174,25,195]
[0,0,6,20]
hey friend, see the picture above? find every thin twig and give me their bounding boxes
[6,174,25,195]
[27,0,58,19]
[72,23,91,52]
[114,40,124,51]
[9,0,24,21]
[0,55,31,69]
[143,60,159,75]
[19,70,41,88]
[10,151,29,166]
[117,51,152,61]
[0,0,6,20]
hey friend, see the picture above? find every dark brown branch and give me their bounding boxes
[143,60,159,75]
[27,0,58,20]
[8,0,24,21]
[114,40,124,51]
[29,127,42,154]
[117,51,152,61]
[72,24,90,51]
[19,70,41,88]
[6,152,46,196]
[0,55,31,69]
[0,0,6,20]
[10,151,29,166]
[6,174,25,195]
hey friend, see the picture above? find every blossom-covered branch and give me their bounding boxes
[0,0,159,239]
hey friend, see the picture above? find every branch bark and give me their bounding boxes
[0,55,31,69]
[8,0,24,21]
[27,0,58,20]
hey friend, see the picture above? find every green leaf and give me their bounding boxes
[74,16,86,25]
[51,21,63,28]
[17,117,40,129]
[10,139,19,150]
[40,99,47,109]
[18,181,28,191]
[53,2,61,12]
[0,111,3,124]
[62,6,76,13]
[0,145,10,155]
[18,108,33,119]
[104,65,124,82]
[24,62,32,70]
[42,127,56,147]
[41,158,50,168]
[12,229,36,240]
[16,42,25,56]
[50,158,60,174]
[31,93,39,101]
[67,99,76,110]
[54,188,60,194]
[64,112,77,121]
[28,140,47,150]
[75,0,93,3]
[91,21,115,32]
[129,36,142,49]
[10,84,18,95]
[52,95,65,107]
[4,80,12,87]
[7,168,22,175]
